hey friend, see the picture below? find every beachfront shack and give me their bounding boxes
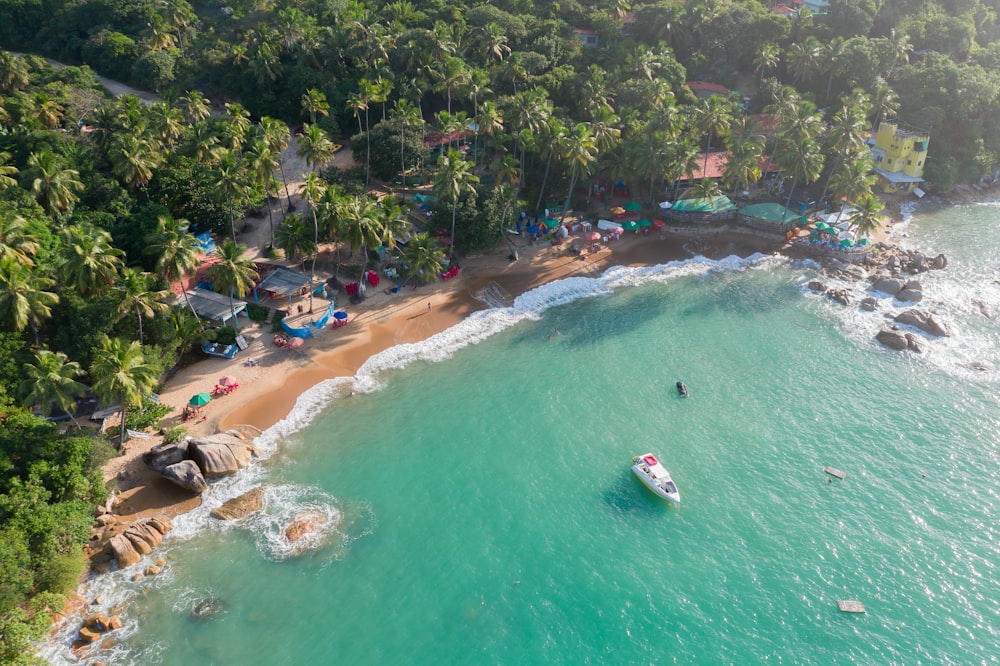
[662,195,737,224]
[186,287,248,326]
[736,203,805,235]
[253,267,313,309]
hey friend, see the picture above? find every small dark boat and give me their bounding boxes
[676,381,688,397]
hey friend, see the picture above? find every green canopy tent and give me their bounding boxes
[623,202,642,212]
[190,393,211,406]
[670,196,737,212]
[621,220,640,231]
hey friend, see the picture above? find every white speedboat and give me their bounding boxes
[631,453,680,503]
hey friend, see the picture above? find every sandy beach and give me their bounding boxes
[102,219,794,526]
[100,139,909,531]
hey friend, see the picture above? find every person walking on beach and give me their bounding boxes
[428,302,432,311]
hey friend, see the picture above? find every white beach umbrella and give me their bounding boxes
[658,201,672,209]
[838,230,856,240]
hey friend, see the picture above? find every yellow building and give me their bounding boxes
[870,121,929,194]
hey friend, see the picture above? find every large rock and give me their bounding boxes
[143,440,190,472]
[284,510,327,543]
[894,309,951,337]
[108,535,141,567]
[930,253,948,269]
[896,288,923,302]
[210,487,264,521]
[188,433,257,477]
[162,460,208,493]
[871,277,906,295]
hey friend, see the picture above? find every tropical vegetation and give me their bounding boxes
[2,0,1000,658]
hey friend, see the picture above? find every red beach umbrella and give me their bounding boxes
[585,231,601,242]
[219,376,238,387]
[652,219,666,228]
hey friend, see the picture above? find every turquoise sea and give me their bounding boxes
[45,202,999,664]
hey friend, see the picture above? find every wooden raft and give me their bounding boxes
[837,600,866,614]
[824,466,847,480]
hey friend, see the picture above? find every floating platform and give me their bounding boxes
[824,466,847,480]
[837,600,866,614]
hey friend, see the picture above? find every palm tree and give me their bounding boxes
[259,117,294,212]
[0,150,18,188]
[59,224,125,297]
[0,258,58,345]
[302,172,326,312]
[90,335,159,446]
[33,92,64,129]
[301,88,330,124]
[206,240,258,331]
[690,96,733,176]
[224,102,252,151]
[19,350,88,427]
[178,90,212,124]
[531,116,567,213]
[337,194,385,277]
[482,23,510,64]
[851,192,884,239]
[213,147,247,241]
[818,91,872,205]
[0,211,40,266]
[399,232,446,286]
[433,149,479,259]
[274,213,316,262]
[829,152,876,224]
[245,138,279,248]
[666,140,702,200]
[297,123,335,173]
[753,43,780,88]
[558,122,598,223]
[777,138,824,211]
[433,56,470,114]
[25,150,84,215]
[110,132,162,191]
[115,267,171,344]
[391,99,422,188]
[0,52,30,94]
[786,37,822,85]
[146,215,202,322]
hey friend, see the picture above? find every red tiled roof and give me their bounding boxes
[687,81,730,96]
[678,152,778,181]
[424,130,468,147]
[573,28,598,35]
[770,6,797,14]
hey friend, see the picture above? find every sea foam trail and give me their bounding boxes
[37,252,776,665]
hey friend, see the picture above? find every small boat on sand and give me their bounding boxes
[202,342,238,359]
[676,381,688,397]
[631,453,681,503]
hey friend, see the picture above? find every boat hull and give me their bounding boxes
[631,465,681,503]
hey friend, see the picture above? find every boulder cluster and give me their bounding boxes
[101,516,174,568]
[143,430,258,493]
[806,246,954,352]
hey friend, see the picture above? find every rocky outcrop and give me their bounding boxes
[860,297,878,311]
[210,487,264,521]
[107,517,173,568]
[162,460,208,493]
[186,432,257,477]
[146,430,257,490]
[825,288,851,305]
[875,325,925,352]
[76,612,122,644]
[871,277,907,295]
[284,510,326,543]
[807,280,826,292]
[143,440,190,472]
[894,309,952,337]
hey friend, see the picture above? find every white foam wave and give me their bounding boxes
[246,484,343,559]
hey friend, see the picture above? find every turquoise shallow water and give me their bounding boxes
[46,204,1000,664]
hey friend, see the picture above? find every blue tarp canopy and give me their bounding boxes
[194,231,215,254]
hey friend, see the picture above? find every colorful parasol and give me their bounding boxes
[219,376,237,387]
[652,219,666,228]
[585,231,601,242]
[190,393,211,406]
[623,202,642,211]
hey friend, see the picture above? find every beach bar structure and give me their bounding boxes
[662,195,737,224]
[736,203,805,234]
[253,267,314,308]
[186,287,248,325]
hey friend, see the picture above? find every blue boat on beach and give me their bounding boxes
[202,342,238,359]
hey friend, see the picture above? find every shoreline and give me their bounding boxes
[99,223,779,527]
[98,180,959,537]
